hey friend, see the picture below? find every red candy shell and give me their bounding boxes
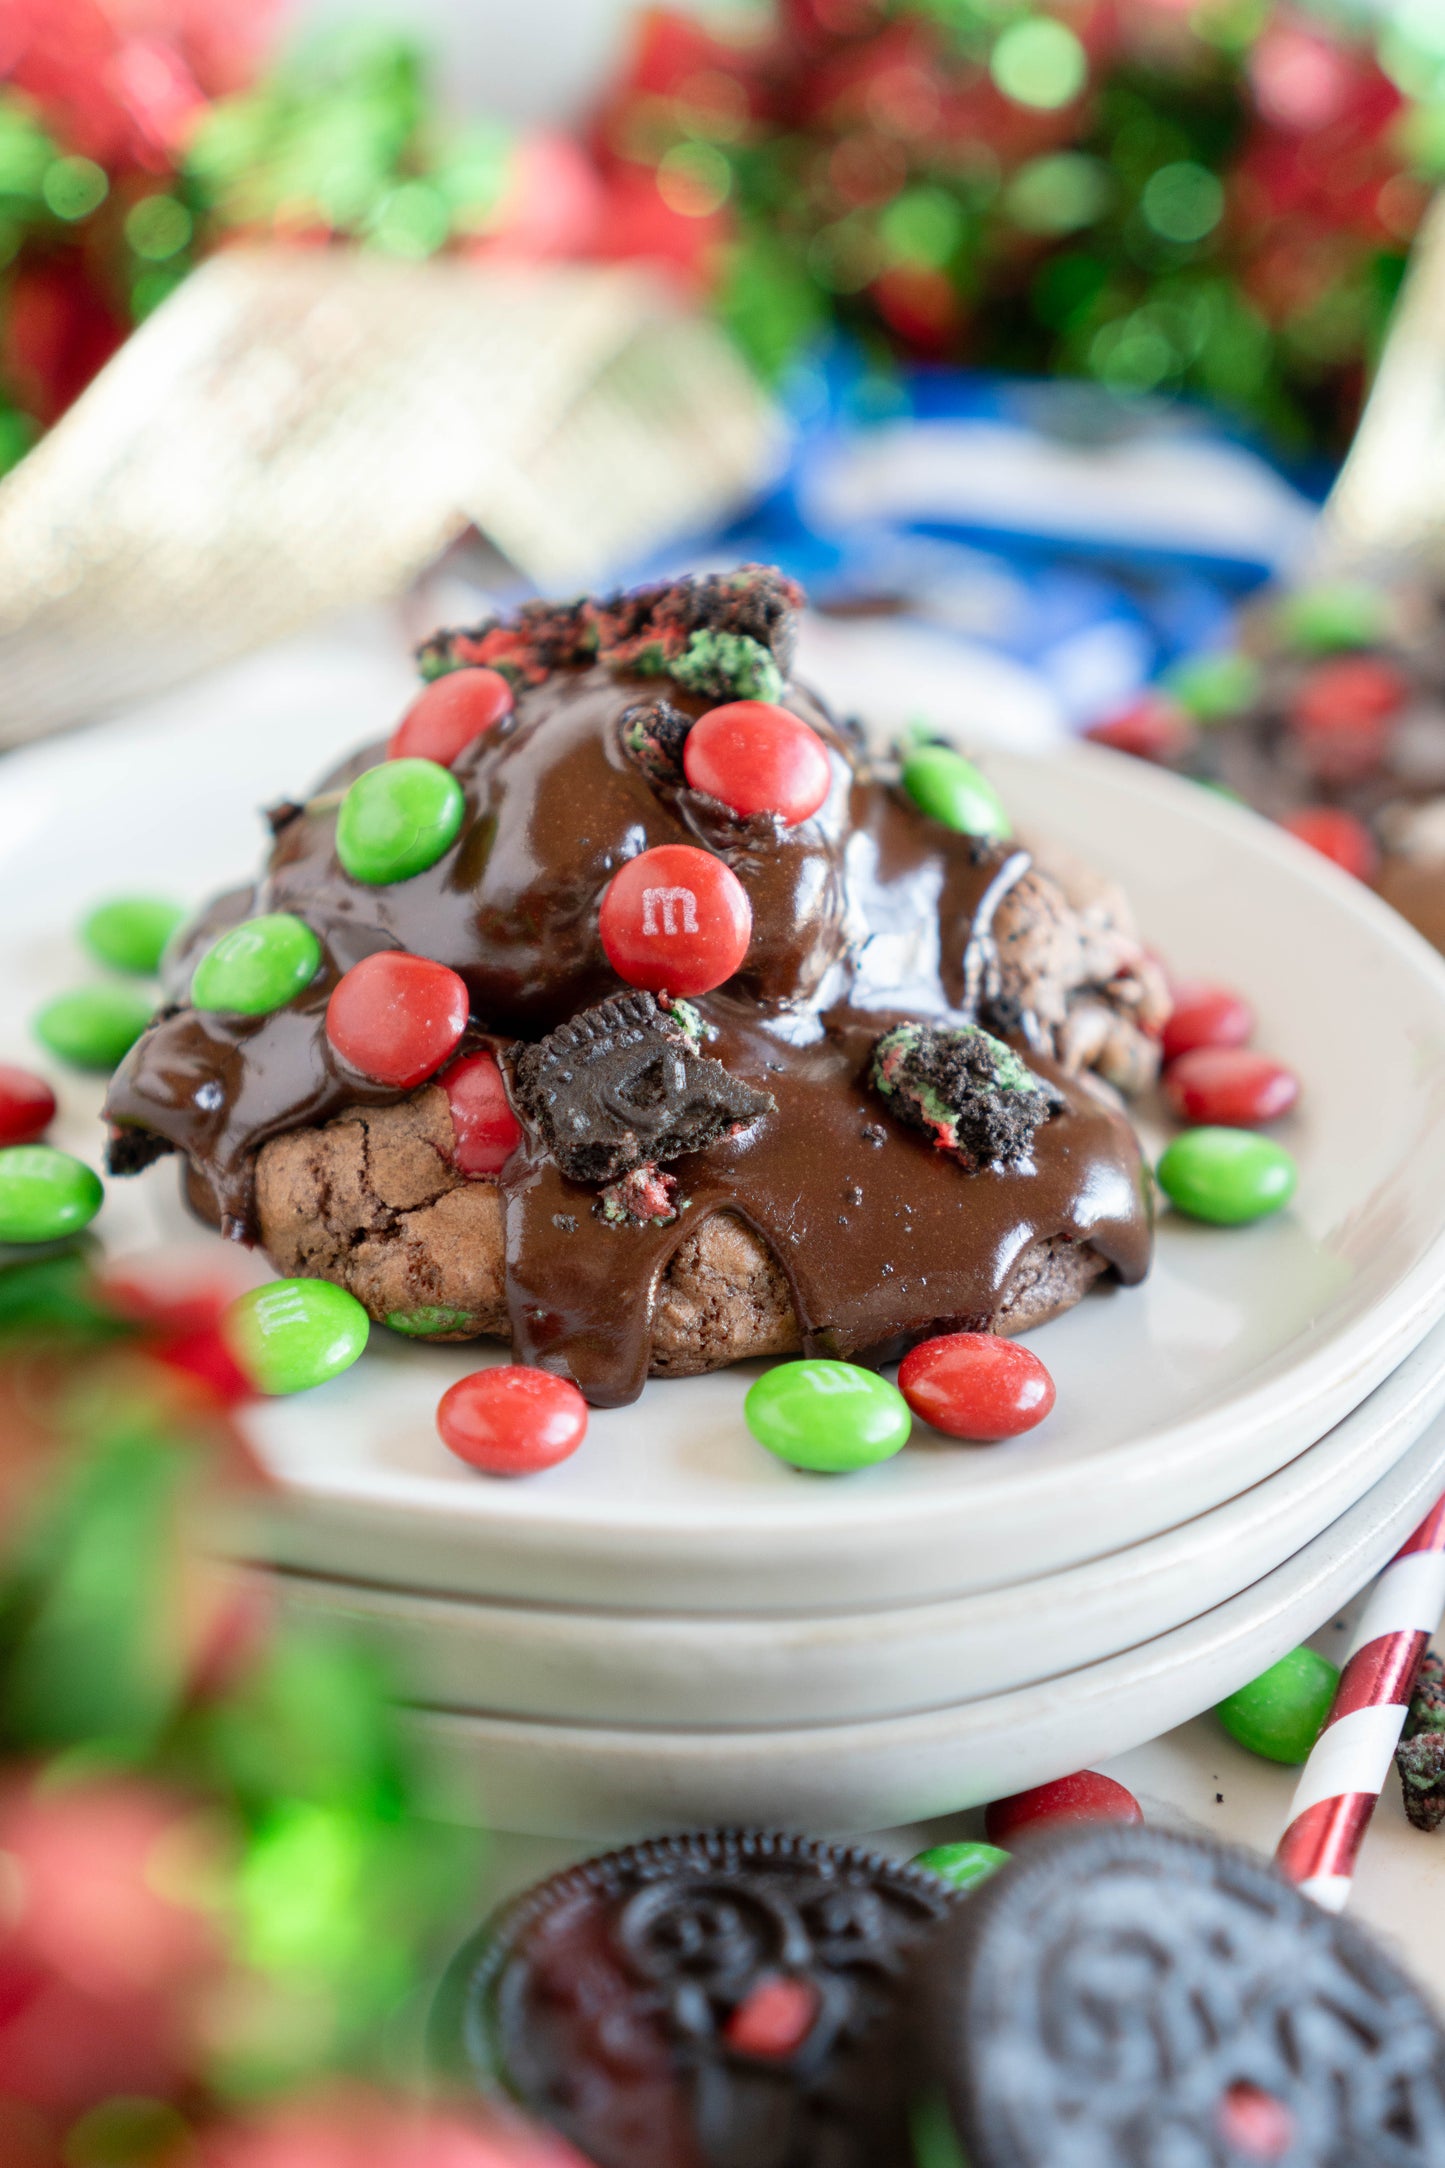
[387,668,513,765]
[984,1771,1142,1846]
[443,1050,524,1176]
[437,1365,588,1477]
[599,843,752,996]
[898,1332,1055,1441]
[1164,1047,1299,1128]
[0,1064,57,1147]
[1084,694,1193,765]
[1160,982,1255,1064]
[1290,655,1407,731]
[683,701,832,825]
[326,952,469,1088]
[1280,806,1379,883]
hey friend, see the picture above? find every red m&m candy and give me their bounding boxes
[387,667,514,765]
[1160,981,1254,1064]
[683,701,832,826]
[898,1332,1055,1441]
[1280,806,1379,883]
[1084,694,1193,765]
[437,1364,589,1476]
[1291,655,1406,731]
[1164,1047,1299,1128]
[599,843,752,996]
[443,1050,524,1175]
[326,952,469,1087]
[0,1064,57,1147]
[984,1771,1142,1846]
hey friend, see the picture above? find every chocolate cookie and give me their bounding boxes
[105,568,1160,1405]
[431,1830,957,2168]
[251,1086,1112,1366]
[921,1821,1445,2167]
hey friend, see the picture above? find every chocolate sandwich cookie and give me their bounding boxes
[432,1829,958,2168]
[920,1820,1445,2166]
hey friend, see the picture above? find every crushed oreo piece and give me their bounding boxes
[617,699,695,784]
[513,991,775,1185]
[264,799,304,835]
[595,1164,681,1228]
[416,566,802,703]
[1396,1734,1445,1832]
[105,1124,173,1176]
[1396,1651,1445,1830]
[872,1020,1059,1172]
[1406,1649,1445,1736]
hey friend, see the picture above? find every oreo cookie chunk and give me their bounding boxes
[871,1020,1059,1172]
[1396,1649,1445,1832]
[920,1821,1445,2167]
[513,992,774,1185]
[432,1830,957,2168]
[619,699,697,784]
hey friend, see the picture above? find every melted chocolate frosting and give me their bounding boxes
[105,662,1152,1406]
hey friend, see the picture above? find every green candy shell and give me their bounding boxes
[80,895,186,976]
[224,1278,370,1396]
[1165,652,1262,722]
[191,913,322,1015]
[1216,1645,1339,1764]
[0,1147,104,1244]
[1276,583,1389,655]
[33,984,153,1071]
[744,1358,911,1473]
[911,1840,1010,1893]
[385,1305,478,1337]
[1156,1127,1296,1226]
[901,747,1012,840]
[336,759,465,886]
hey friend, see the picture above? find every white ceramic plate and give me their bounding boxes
[403,1391,1445,1839]
[8,631,1445,1607]
[262,1306,1445,1728]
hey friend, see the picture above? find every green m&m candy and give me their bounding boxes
[744,1358,911,1472]
[1156,1127,1296,1226]
[1216,1645,1339,1764]
[336,759,465,885]
[223,1277,370,1395]
[911,1840,1010,1893]
[1276,582,1390,655]
[191,913,321,1015]
[1163,652,1262,723]
[901,746,1012,840]
[33,984,153,1071]
[0,1147,104,1243]
[80,895,186,976]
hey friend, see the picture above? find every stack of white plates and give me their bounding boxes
[9,672,1445,1840]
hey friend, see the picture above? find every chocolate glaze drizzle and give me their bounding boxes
[105,664,1152,1407]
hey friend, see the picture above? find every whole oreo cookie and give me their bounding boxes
[431,1829,957,2168]
[921,1821,1445,2167]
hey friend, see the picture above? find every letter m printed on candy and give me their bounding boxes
[642,885,699,937]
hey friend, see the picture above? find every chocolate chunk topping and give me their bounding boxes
[513,991,775,1185]
[872,1020,1058,1171]
[618,698,696,784]
[924,1821,1445,2168]
[432,1829,957,2168]
[415,564,802,701]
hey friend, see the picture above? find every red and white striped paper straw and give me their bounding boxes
[1275,1495,1445,1912]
